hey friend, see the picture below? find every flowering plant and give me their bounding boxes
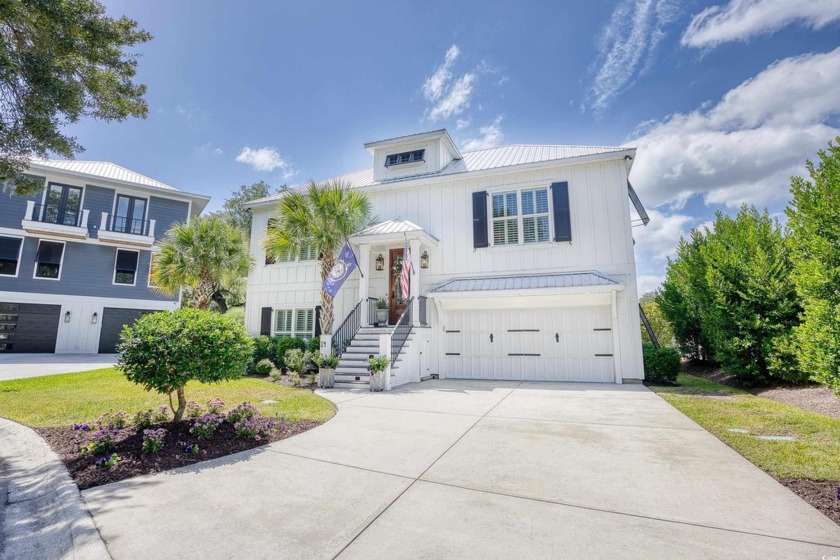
[227,402,259,425]
[142,428,167,454]
[206,397,225,414]
[79,426,118,455]
[183,443,200,456]
[72,423,92,432]
[133,410,154,429]
[185,400,204,419]
[233,416,277,440]
[152,405,170,423]
[97,410,129,429]
[95,453,120,469]
[190,414,223,438]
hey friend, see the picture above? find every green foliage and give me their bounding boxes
[265,180,373,334]
[307,336,321,354]
[375,298,388,310]
[284,349,311,376]
[252,336,275,363]
[117,308,254,421]
[639,291,675,347]
[659,206,803,386]
[216,181,282,233]
[367,355,389,374]
[151,216,253,310]
[254,359,274,375]
[275,337,306,370]
[312,351,339,369]
[786,137,840,394]
[642,344,680,384]
[0,0,152,194]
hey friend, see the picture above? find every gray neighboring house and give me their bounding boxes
[0,160,209,354]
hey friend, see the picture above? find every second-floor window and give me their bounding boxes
[266,244,316,265]
[385,149,425,167]
[491,187,551,246]
[0,237,23,276]
[35,240,64,279]
[114,250,139,285]
[41,183,82,226]
[113,195,147,235]
[492,192,519,245]
[521,188,550,243]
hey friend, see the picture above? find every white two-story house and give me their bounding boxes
[245,129,647,388]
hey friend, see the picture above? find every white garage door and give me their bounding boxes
[443,306,614,382]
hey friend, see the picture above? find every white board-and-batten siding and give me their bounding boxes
[245,156,644,381]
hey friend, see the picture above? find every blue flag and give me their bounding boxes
[324,243,359,298]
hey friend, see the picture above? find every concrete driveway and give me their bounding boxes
[0,354,116,380]
[82,380,840,559]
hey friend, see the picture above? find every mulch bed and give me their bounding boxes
[750,385,840,420]
[779,479,840,526]
[37,418,321,490]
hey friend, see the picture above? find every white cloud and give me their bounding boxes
[196,143,223,155]
[429,73,476,121]
[633,208,697,261]
[456,118,471,130]
[461,115,504,151]
[235,146,289,173]
[682,0,840,48]
[422,45,460,102]
[175,103,207,121]
[585,0,679,114]
[636,274,667,296]
[627,47,840,208]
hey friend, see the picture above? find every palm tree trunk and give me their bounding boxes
[320,253,335,334]
[193,274,215,310]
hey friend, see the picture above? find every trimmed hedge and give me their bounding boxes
[275,337,307,370]
[642,343,681,384]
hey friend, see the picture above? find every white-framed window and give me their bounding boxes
[273,308,315,339]
[491,191,519,245]
[34,240,65,280]
[0,236,24,277]
[266,244,315,264]
[298,244,316,261]
[521,188,550,243]
[113,249,139,286]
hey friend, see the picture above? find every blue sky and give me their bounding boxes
[68,0,840,293]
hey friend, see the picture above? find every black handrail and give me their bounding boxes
[32,203,80,227]
[418,295,428,326]
[390,297,413,367]
[332,299,362,357]
[109,215,150,236]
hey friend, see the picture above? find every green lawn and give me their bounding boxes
[650,374,840,480]
[0,368,335,427]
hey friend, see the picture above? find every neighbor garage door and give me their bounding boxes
[0,302,61,353]
[443,306,614,382]
[98,308,155,354]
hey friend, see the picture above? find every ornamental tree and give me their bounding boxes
[117,308,254,421]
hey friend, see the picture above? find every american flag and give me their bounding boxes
[400,239,411,301]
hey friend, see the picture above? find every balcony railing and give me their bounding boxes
[96,212,156,246]
[22,201,89,239]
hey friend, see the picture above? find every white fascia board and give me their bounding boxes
[429,283,624,300]
[349,230,440,248]
[0,290,179,310]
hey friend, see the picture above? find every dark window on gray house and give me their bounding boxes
[40,183,82,226]
[113,195,148,235]
[114,250,139,285]
[385,150,425,167]
[35,241,64,279]
[0,237,23,276]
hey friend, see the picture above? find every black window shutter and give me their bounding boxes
[314,306,322,337]
[472,191,489,248]
[0,237,22,261]
[551,182,572,242]
[37,241,64,264]
[260,307,272,336]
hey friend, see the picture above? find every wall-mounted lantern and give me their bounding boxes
[420,250,429,269]
[375,253,385,271]
[91,312,98,325]
[64,311,71,323]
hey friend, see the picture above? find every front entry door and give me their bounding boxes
[388,248,408,324]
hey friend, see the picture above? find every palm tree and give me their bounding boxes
[264,179,372,334]
[151,216,253,309]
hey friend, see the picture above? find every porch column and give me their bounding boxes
[409,239,421,326]
[359,244,370,326]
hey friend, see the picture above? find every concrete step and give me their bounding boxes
[334,382,369,389]
[337,362,369,370]
[336,369,371,377]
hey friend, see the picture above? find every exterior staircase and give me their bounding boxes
[334,326,414,389]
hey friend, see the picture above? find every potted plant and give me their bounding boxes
[375,297,388,326]
[313,351,339,388]
[367,355,389,392]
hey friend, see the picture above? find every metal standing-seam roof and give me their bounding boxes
[354,219,426,237]
[30,160,178,191]
[246,144,631,207]
[430,272,620,294]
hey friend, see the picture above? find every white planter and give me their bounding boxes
[370,371,386,391]
[375,308,388,326]
[318,368,335,389]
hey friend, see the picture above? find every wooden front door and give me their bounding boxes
[388,248,408,324]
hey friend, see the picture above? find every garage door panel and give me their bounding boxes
[444,306,614,383]
[0,303,60,353]
[98,308,156,354]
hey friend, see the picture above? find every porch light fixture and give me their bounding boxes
[420,251,429,269]
[91,312,98,325]
[375,253,385,271]
[64,311,71,323]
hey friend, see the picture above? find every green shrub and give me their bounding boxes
[254,358,274,375]
[642,344,681,384]
[307,336,321,354]
[275,337,306,370]
[253,336,275,364]
[313,351,339,369]
[284,348,311,376]
[117,308,254,421]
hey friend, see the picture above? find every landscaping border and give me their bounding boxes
[0,418,109,560]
